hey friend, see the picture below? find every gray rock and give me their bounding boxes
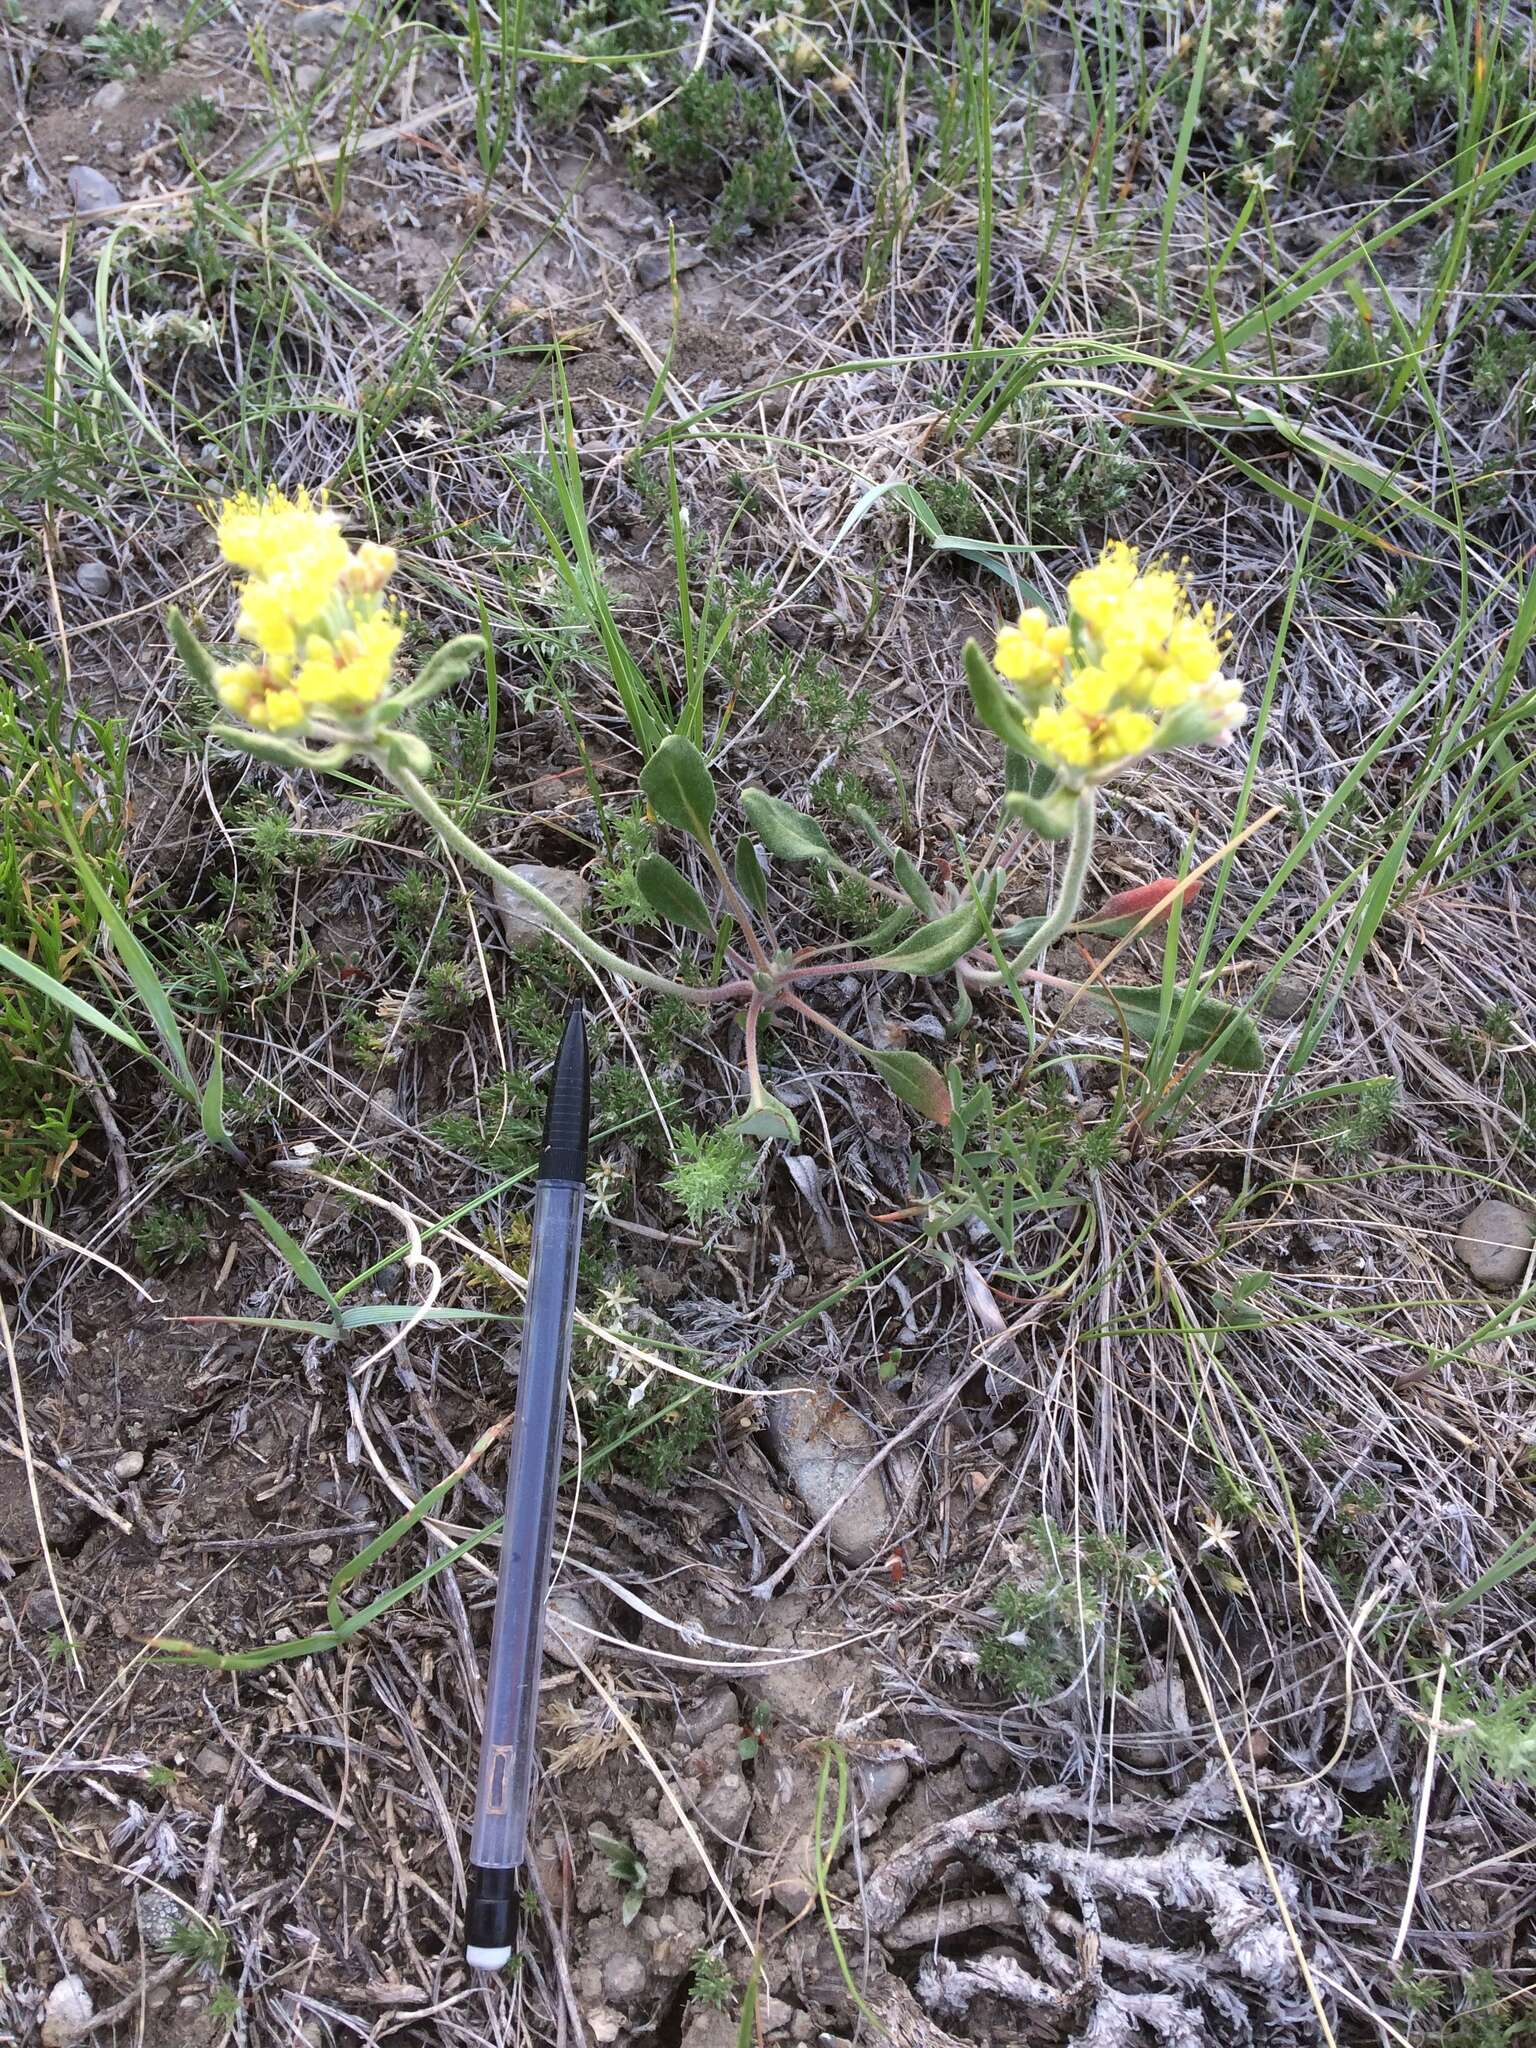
[1259,970,1314,1022]
[67,307,97,343]
[191,1743,230,1778]
[635,244,705,290]
[767,1380,889,1564]
[494,863,589,951]
[676,1684,738,1746]
[113,1448,145,1480]
[1454,1199,1535,1288]
[74,559,111,598]
[66,165,121,212]
[854,1757,910,1833]
[41,1977,94,2047]
[682,2009,743,2048]
[290,4,354,38]
[90,78,127,110]
[545,1582,603,1668]
[602,1952,648,2001]
[51,0,100,37]
[293,62,325,93]
[696,1752,751,1836]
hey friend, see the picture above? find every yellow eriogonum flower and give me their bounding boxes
[211,489,405,734]
[993,541,1241,785]
[994,607,1071,695]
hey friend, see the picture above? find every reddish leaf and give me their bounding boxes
[1081,876,1203,935]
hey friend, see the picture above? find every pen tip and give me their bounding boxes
[538,1002,590,1181]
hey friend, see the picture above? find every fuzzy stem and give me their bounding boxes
[383,751,744,1005]
[971,792,1095,988]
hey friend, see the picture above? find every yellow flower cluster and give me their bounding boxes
[995,542,1242,784]
[213,489,403,734]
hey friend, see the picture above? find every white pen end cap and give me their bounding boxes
[467,1944,513,1971]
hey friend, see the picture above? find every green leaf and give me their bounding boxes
[337,1304,500,1328]
[199,1035,229,1151]
[893,849,938,917]
[874,893,988,975]
[1006,748,1056,801]
[963,638,1038,756]
[381,633,485,715]
[739,788,834,864]
[867,1048,951,1124]
[242,1194,340,1310]
[1093,984,1264,1071]
[0,940,152,1059]
[168,608,217,693]
[731,1088,800,1145]
[71,860,195,1092]
[1003,786,1078,839]
[640,734,717,843]
[636,854,716,936]
[733,833,769,916]
[863,903,918,951]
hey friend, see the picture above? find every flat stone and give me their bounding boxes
[675,1685,739,1746]
[41,1977,94,2047]
[696,1756,751,1836]
[51,0,99,37]
[767,1380,889,1564]
[1259,970,1314,1021]
[293,62,325,93]
[602,1952,648,2001]
[854,1757,910,1832]
[74,559,111,598]
[493,863,589,950]
[635,244,705,290]
[1454,1199,1535,1289]
[66,165,121,212]
[290,4,354,37]
[191,1743,230,1778]
[113,1448,145,1480]
[90,79,127,110]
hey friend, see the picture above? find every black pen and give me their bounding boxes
[466,1004,589,1970]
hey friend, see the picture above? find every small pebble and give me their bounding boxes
[113,1448,144,1480]
[1259,969,1314,1022]
[494,864,589,951]
[75,559,111,598]
[90,78,127,111]
[290,3,353,38]
[66,164,121,212]
[1454,1199,1535,1289]
[292,62,324,93]
[635,244,704,290]
[41,1977,94,2047]
[51,0,99,37]
[602,1954,648,2001]
[675,1685,738,1746]
[67,307,97,343]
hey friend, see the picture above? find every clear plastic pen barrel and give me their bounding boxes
[470,1174,584,1874]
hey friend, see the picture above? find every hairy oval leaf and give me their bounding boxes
[1094,984,1263,1071]
[640,735,718,843]
[739,788,834,863]
[868,1047,952,1125]
[636,854,716,935]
